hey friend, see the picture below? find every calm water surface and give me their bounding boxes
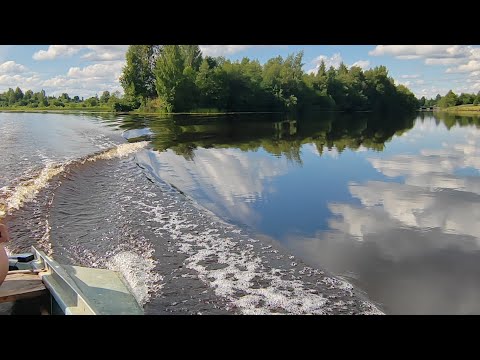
[2,110,479,314]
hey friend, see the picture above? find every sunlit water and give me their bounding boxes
[2,110,479,314]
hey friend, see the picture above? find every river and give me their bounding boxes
[1,110,479,314]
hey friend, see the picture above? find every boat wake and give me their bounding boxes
[0,141,149,221]
[106,251,163,306]
[2,140,382,314]
[142,197,383,315]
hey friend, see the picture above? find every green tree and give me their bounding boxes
[120,45,159,105]
[180,45,202,71]
[36,90,48,107]
[474,91,480,106]
[195,58,228,110]
[84,97,98,107]
[6,88,15,105]
[438,90,459,108]
[100,91,110,103]
[24,90,33,101]
[154,45,187,112]
[458,92,475,105]
[14,87,24,102]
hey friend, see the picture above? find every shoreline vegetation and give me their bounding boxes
[435,105,480,115]
[0,108,376,115]
[1,45,478,116]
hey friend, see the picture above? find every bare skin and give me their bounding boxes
[0,223,9,286]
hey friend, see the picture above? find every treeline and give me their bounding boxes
[0,87,120,109]
[419,90,480,108]
[118,45,419,113]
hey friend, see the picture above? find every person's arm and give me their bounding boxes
[0,223,10,244]
[0,223,10,286]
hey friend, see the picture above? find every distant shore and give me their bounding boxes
[436,105,480,115]
[0,108,353,116]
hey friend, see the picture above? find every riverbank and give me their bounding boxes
[436,105,480,115]
[0,107,113,114]
[0,108,279,116]
[0,107,396,117]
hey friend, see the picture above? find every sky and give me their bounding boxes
[0,45,479,99]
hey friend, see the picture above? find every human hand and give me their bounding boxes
[0,223,9,244]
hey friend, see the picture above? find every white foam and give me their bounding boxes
[0,163,65,219]
[0,141,148,221]
[147,202,383,315]
[106,250,163,307]
[85,141,148,163]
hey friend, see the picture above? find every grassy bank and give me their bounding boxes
[436,104,480,114]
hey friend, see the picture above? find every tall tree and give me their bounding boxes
[438,90,459,108]
[154,45,186,112]
[100,91,110,103]
[120,45,159,104]
[180,45,202,71]
[419,96,426,106]
[474,91,480,106]
[14,87,24,101]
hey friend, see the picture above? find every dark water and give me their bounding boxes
[2,110,480,314]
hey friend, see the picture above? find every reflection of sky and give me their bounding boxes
[136,148,290,227]
[122,128,153,139]
[137,143,396,237]
[288,116,480,314]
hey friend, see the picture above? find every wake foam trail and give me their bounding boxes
[106,251,163,307]
[142,196,383,315]
[0,141,148,221]
[58,234,164,309]
[0,164,65,219]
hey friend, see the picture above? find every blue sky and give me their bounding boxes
[0,45,479,99]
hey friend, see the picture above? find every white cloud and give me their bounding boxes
[396,55,421,60]
[40,61,124,97]
[370,45,463,58]
[308,55,371,74]
[316,53,343,69]
[401,74,420,79]
[447,60,480,73]
[200,45,253,57]
[199,45,289,57]
[425,58,464,66]
[0,74,43,90]
[307,53,343,74]
[416,86,449,99]
[0,60,27,74]
[370,45,480,71]
[80,45,128,61]
[65,61,124,79]
[33,45,128,61]
[33,45,85,60]
[36,45,288,61]
[399,80,412,87]
[351,60,370,70]
[372,45,480,94]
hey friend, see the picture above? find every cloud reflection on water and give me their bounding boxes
[290,118,480,314]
